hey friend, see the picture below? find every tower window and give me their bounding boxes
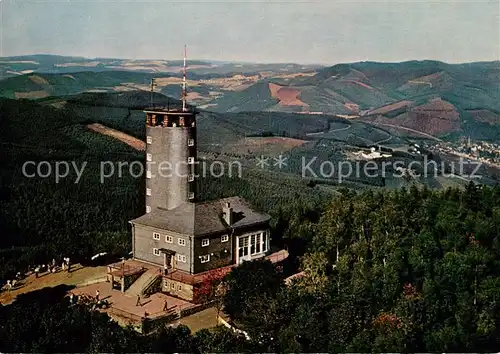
[146,188,151,196]
[147,136,152,144]
[221,235,229,243]
[201,238,210,247]
[200,254,210,263]
[187,157,195,164]
[188,192,195,200]
[177,254,187,263]
[146,153,152,162]
[165,235,173,243]
[153,248,160,256]
[188,139,195,147]
[146,206,152,213]
[178,238,186,246]
[153,232,160,240]
[188,174,194,182]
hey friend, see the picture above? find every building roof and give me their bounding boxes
[130,196,270,237]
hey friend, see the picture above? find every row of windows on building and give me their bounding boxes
[146,137,195,146]
[152,248,210,263]
[152,232,229,246]
[166,281,183,292]
[145,175,195,184]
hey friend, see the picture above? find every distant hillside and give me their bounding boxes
[2,57,499,142]
[207,60,500,141]
[0,71,158,99]
[0,54,321,78]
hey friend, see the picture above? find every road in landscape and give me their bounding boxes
[358,121,443,142]
[306,123,351,136]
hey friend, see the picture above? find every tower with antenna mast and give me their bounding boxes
[142,45,198,212]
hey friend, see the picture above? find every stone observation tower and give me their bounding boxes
[144,45,197,212]
[144,108,197,212]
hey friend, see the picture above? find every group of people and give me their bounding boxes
[3,272,23,291]
[32,257,71,278]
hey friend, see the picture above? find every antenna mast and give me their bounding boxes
[182,45,187,112]
[150,78,156,108]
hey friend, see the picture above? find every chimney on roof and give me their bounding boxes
[223,202,233,225]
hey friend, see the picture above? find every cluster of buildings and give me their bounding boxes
[433,139,500,166]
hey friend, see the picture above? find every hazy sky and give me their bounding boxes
[2,0,499,64]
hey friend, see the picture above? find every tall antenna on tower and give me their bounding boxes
[150,77,156,108]
[182,45,187,112]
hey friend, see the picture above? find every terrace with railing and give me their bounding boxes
[107,261,147,278]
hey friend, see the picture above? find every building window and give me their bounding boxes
[146,188,152,196]
[200,254,210,263]
[147,136,152,144]
[188,192,195,200]
[153,232,160,240]
[165,235,173,243]
[146,205,151,213]
[187,157,195,164]
[146,170,152,179]
[262,232,268,253]
[188,139,195,147]
[188,174,195,182]
[153,248,160,256]
[201,238,210,247]
[221,235,229,243]
[178,238,186,246]
[146,153,152,162]
[238,233,266,258]
[177,254,186,263]
[238,236,249,258]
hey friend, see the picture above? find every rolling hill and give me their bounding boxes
[205,60,500,141]
[1,58,499,142]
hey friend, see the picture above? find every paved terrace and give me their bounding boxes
[70,282,192,321]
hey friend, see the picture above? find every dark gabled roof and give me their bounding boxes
[129,196,270,237]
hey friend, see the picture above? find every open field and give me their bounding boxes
[172,307,220,332]
[0,264,107,305]
[269,83,308,107]
[87,123,146,151]
[227,136,307,155]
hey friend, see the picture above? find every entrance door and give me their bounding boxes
[163,253,175,274]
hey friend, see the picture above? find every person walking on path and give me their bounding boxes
[163,299,168,312]
[95,289,100,302]
[136,295,141,306]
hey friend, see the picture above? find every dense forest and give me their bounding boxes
[222,183,500,352]
[2,183,500,352]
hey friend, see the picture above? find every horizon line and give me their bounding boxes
[1,52,499,67]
